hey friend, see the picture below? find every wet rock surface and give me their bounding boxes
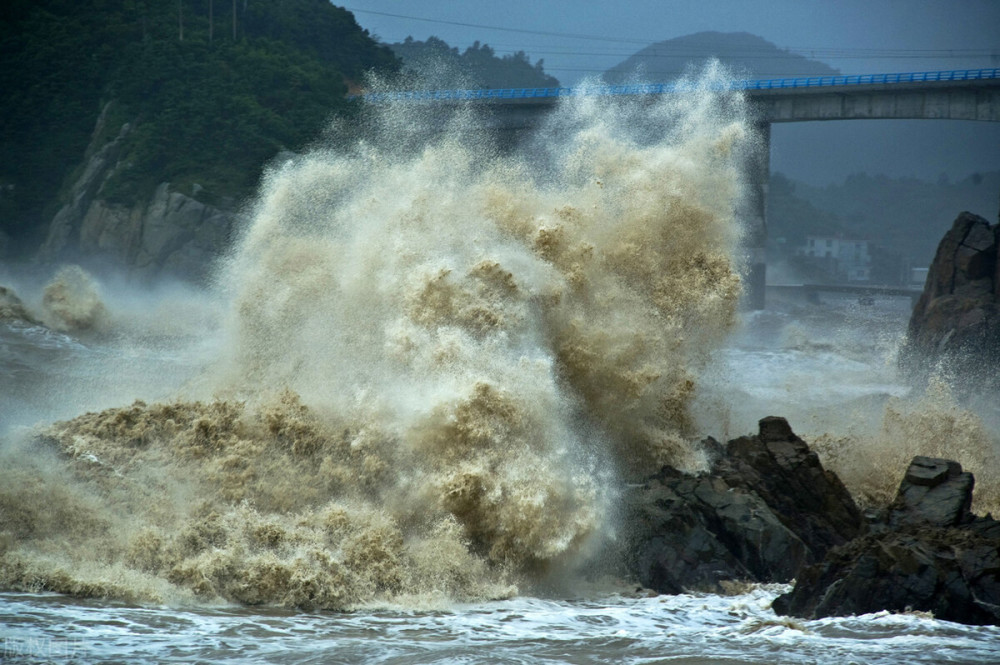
[628,420,1000,626]
[628,465,809,593]
[626,417,864,593]
[888,456,974,528]
[38,102,237,282]
[903,211,1000,386]
[714,416,864,558]
[773,456,1000,626]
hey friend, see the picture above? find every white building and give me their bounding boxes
[799,235,871,282]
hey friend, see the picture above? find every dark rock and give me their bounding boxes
[888,456,974,528]
[773,455,1000,626]
[772,525,1000,625]
[714,416,864,561]
[628,467,809,593]
[626,417,862,593]
[902,211,1000,386]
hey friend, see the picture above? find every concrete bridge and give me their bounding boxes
[365,69,1000,308]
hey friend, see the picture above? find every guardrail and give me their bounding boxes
[360,68,1000,103]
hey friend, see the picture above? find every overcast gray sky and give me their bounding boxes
[337,1,1000,185]
[340,0,999,83]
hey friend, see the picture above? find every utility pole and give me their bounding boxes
[232,0,237,40]
[178,0,184,41]
[137,0,148,42]
[209,0,214,43]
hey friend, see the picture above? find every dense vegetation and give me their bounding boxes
[2,5,989,277]
[0,0,398,252]
[768,170,1000,282]
[389,36,559,90]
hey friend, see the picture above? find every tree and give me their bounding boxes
[0,0,400,251]
[389,35,558,90]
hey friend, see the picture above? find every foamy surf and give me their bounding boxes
[2,64,998,655]
[2,588,997,664]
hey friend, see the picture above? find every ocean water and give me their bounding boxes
[3,68,1000,662]
[3,586,1000,664]
[3,297,1000,663]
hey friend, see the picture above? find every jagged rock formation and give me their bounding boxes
[629,419,1000,626]
[773,456,1000,626]
[0,285,36,323]
[902,211,1000,385]
[626,417,864,593]
[715,416,865,556]
[887,456,974,528]
[38,104,237,282]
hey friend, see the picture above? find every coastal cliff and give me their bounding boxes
[37,104,237,281]
[0,1,400,275]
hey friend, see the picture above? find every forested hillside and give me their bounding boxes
[389,36,559,90]
[0,0,398,253]
[786,172,999,264]
[767,170,1000,282]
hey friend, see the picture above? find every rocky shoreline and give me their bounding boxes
[4,297,998,623]
[627,416,1000,626]
[4,210,999,622]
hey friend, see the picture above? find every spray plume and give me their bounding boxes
[0,68,755,608]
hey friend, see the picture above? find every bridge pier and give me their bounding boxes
[743,122,769,310]
[430,69,1000,310]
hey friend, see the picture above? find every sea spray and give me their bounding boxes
[812,375,1000,513]
[0,69,756,608]
[694,306,1000,516]
[39,265,108,333]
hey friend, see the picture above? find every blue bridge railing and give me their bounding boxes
[361,68,1000,103]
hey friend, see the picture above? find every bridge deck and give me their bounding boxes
[362,68,1000,104]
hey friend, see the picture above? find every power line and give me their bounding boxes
[346,6,994,59]
[482,46,995,60]
[343,6,669,45]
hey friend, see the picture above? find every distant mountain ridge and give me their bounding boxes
[604,31,839,83]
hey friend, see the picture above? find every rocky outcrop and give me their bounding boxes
[39,103,238,282]
[626,417,864,593]
[903,211,1000,385]
[887,456,974,529]
[773,456,1000,626]
[0,285,38,324]
[628,465,809,593]
[715,416,864,556]
[627,419,1000,626]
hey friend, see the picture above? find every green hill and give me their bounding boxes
[389,36,559,90]
[603,31,838,83]
[0,0,399,254]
